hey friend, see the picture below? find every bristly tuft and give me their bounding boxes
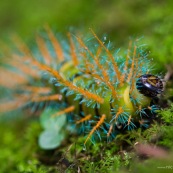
[0,28,162,147]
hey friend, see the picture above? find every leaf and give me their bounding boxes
[38,129,65,149]
[40,108,66,130]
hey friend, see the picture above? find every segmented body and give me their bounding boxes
[0,28,163,145]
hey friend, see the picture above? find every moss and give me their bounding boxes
[0,104,173,172]
[0,120,53,173]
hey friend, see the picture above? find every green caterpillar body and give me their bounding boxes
[0,28,163,148]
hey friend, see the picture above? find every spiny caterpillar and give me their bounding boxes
[0,27,163,148]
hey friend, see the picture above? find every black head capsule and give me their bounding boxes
[136,74,163,98]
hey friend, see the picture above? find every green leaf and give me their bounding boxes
[38,129,65,149]
[40,108,66,130]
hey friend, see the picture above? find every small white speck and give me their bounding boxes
[145,83,151,88]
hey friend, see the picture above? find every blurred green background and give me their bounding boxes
[0,0,173,172]
[0,0,173,66]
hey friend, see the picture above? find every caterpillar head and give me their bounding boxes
[136,74,164,98]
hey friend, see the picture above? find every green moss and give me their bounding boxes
[0,120,53,173]
[1,105,173,172]
[157,105,173,149]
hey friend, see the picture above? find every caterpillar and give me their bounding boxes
[0,27,163,148]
